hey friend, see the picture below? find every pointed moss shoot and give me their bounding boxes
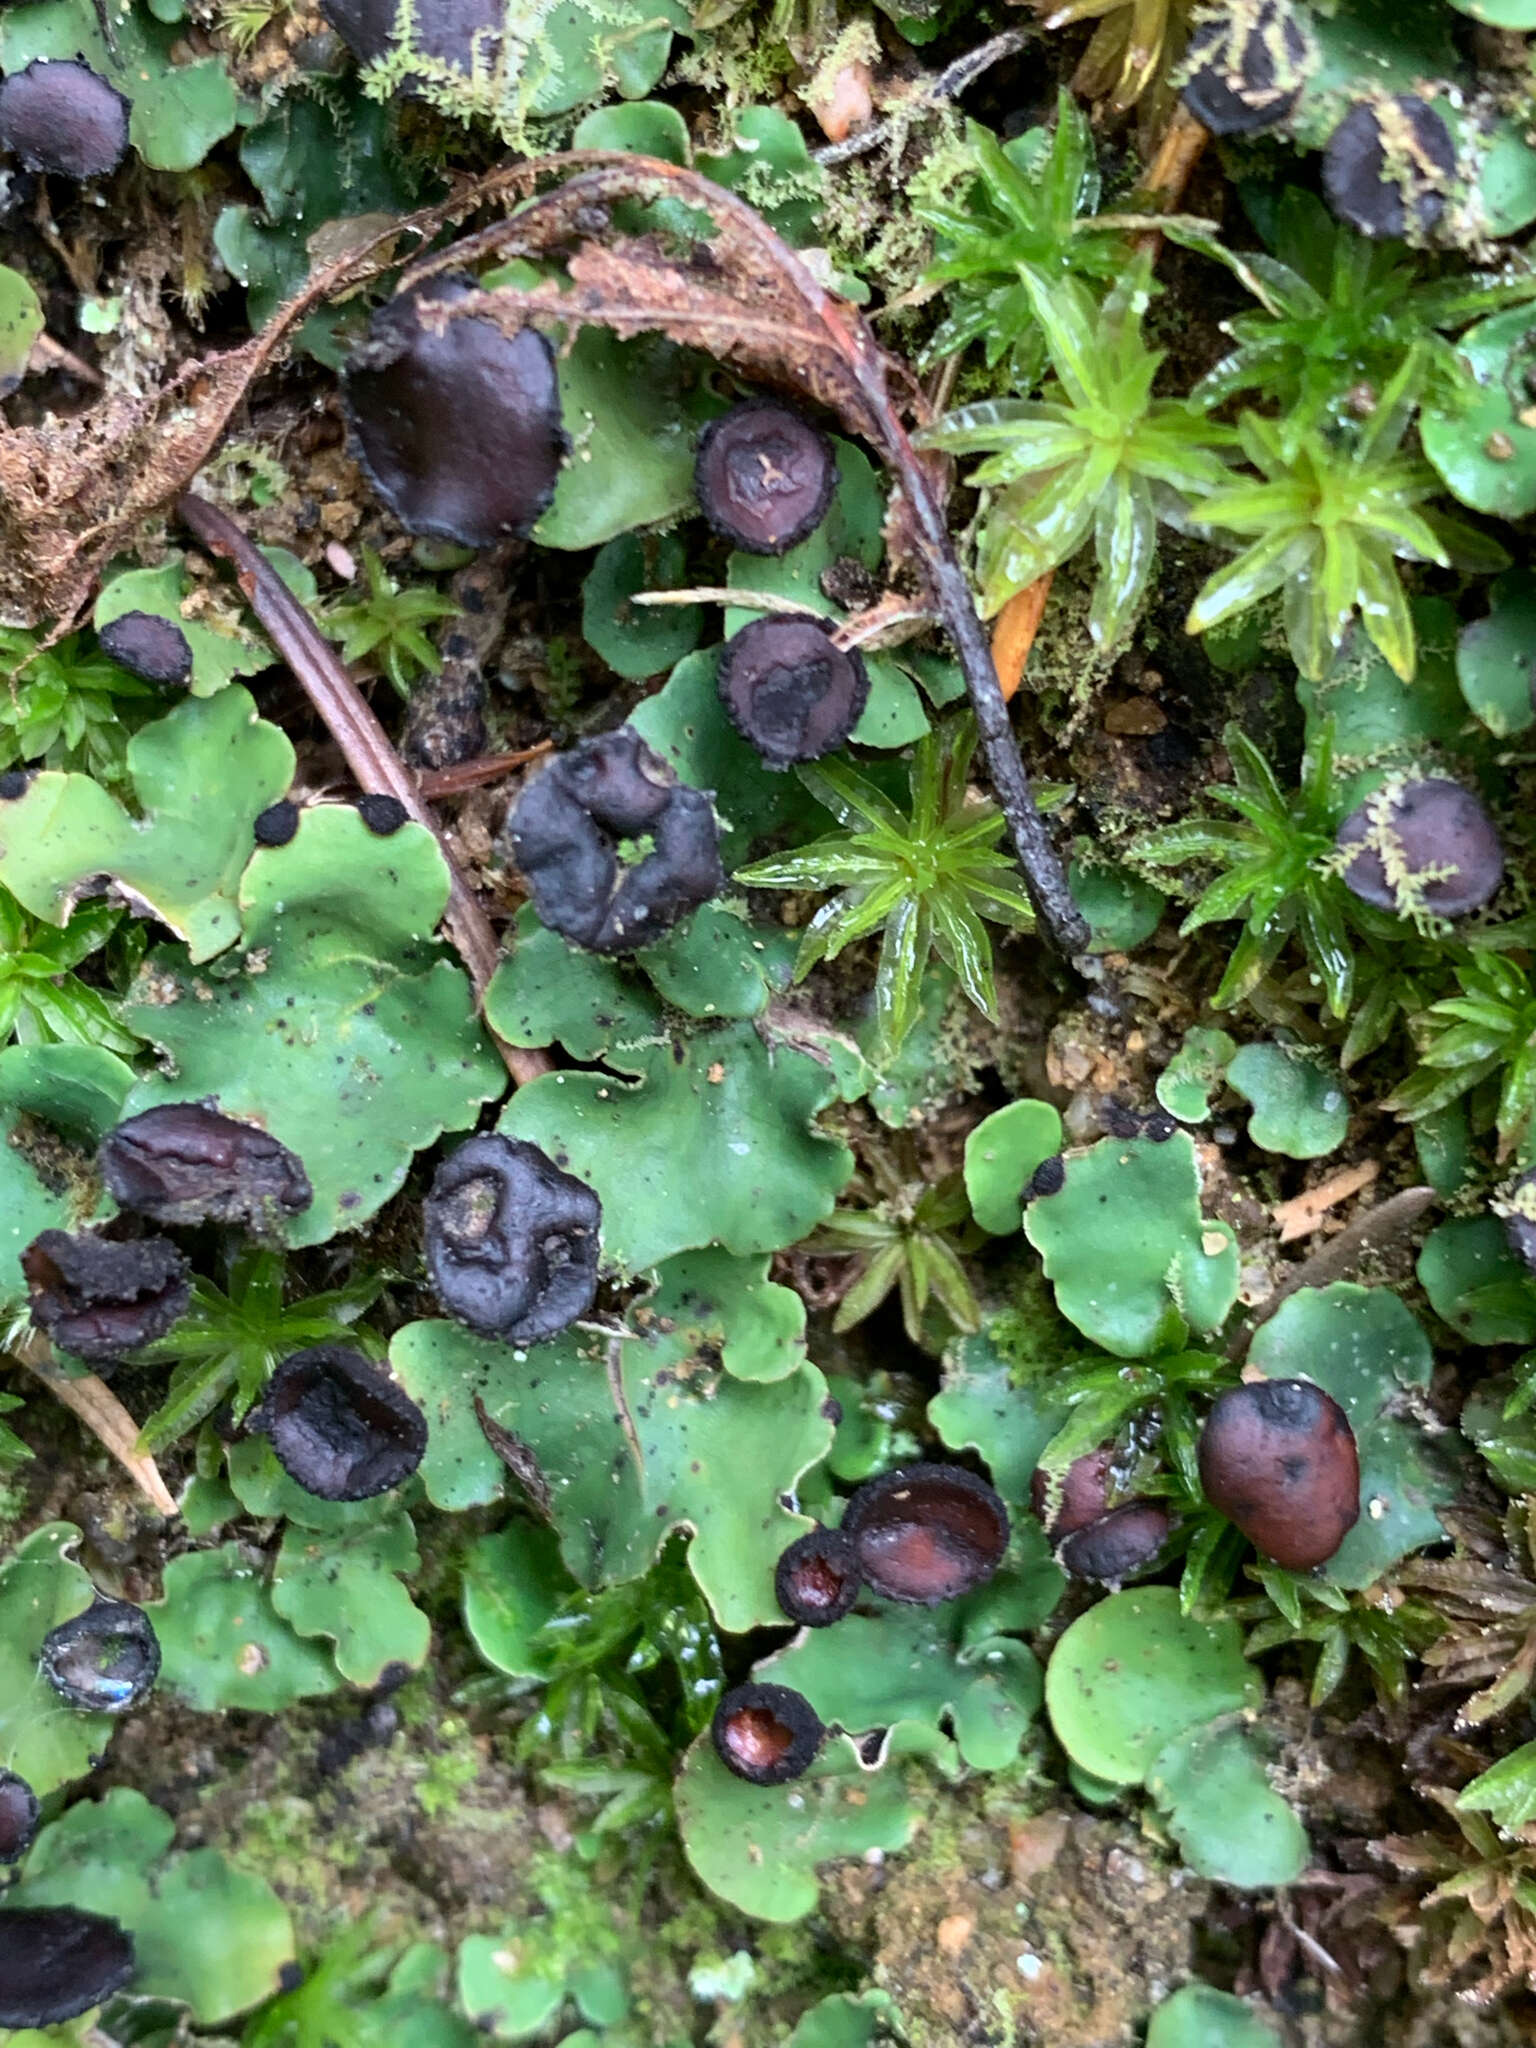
[735,715,1040,1057]
[919,252,1235,649]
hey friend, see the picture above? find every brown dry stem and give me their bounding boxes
[176,493,547,1087]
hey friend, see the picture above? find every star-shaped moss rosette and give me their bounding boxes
[391,1269,834,1635]
[0,686,293,964]
[117,805,505,1248]
[487,905,856,1276]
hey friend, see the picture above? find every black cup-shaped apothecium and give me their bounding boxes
[0,1770,39,1865]
[774,1526,862,1628]
[1030,1446,1114,1537]
[0,1907,137,2029]
[711,1681,825,1785]
[22,1230,190,1365]
[251,1347,428,1502]
[100,1103,312,1230]
[717,615,870,769]
[841,1463,1009,1606]
[343,275,567,549]
[1181,0,1310,136]
[0,60,129,180]
[322,0,501,77]
[1199,1378,1360,1571]
[1323,95,1455,240]
[98,611,193,687]
[1058,1501,1174,1584]
[41,1600,160,1713]
[424,1133,601,1345]
[695,400,837,556]
[1335,778,1503,920]
[506,725,724,954]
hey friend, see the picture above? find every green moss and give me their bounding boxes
[416,1723,483,1819]
[671,15,794,107]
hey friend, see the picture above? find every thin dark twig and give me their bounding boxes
[177,492,548,1086]
[874,419,1091,953]
[813,28,1037,167]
